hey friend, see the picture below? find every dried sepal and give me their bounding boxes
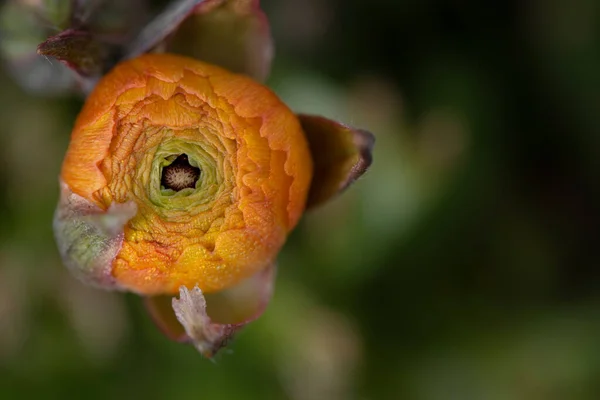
[145,264,275,357]
[165,0,273,82]
[299,114,375,208]
[172,286,237,357]
[53,181,137,289]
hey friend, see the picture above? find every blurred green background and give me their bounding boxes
[1,0,600,399]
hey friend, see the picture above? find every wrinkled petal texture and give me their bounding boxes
[61,53,312,295]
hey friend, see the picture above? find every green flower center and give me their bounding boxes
[145,136,225,215]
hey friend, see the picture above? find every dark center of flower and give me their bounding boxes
[161,154,201,191]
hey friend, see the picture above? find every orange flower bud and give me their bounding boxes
[57,53,312,296]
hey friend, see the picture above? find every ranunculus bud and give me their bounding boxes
[55,53,312,295]
[49,2,374,357]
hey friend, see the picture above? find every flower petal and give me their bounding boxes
[53,180,137,289]
[60,53,311,295]
[165,0,273,82]
[299,114,375,208]
[144,264,275,357]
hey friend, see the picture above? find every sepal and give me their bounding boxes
[299,114,375,208]
[53,181,137,289]
[145,264,275,357]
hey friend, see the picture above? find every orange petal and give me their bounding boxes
[59,53,312,295]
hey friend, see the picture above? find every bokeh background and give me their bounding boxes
[1,0,600,399]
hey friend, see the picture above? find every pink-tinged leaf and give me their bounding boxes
[144,264,275,357]
[165,0,273,81]
[0,0,79,93]
[1,0,148,94]
[299,114,375,208]
[53,180,137,289]
[37,29,110,76]
[125,0,215,59]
